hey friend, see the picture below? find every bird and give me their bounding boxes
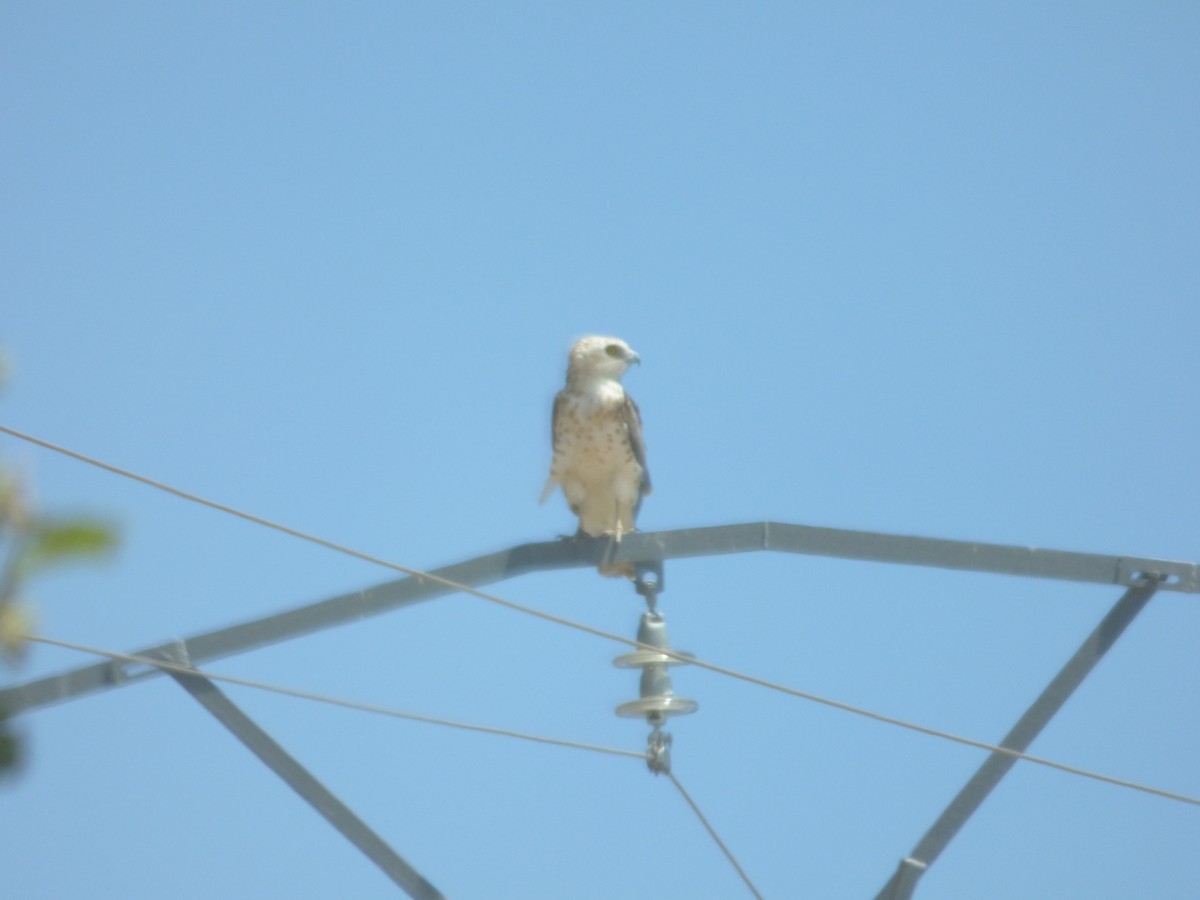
[540,336,651,577]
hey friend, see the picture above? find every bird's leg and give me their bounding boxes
[600,532,620,570]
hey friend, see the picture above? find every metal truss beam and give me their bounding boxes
[171,670,443,900]
[875,583,1158,899]
[3,522,1196,716]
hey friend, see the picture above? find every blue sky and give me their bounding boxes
[2,4,1198,898]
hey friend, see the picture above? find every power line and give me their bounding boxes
[4,424,1198,809]
[30,631,764,896]
[668,644,1200,808]
[29,633,767,897]
[668,771,764,899]
[0,425,448,582]
[29,635,764,896]
[0,425,673,649]
[27,634,646,762]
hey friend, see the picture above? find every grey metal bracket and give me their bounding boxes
[1115,557,1194,590]
[108,638,190,685]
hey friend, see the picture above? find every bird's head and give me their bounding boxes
[567,335,641,382]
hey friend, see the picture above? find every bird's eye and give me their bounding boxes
[605,344,622,357]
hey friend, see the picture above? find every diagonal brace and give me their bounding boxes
[875,583,1159,900]
[170,671,444,900]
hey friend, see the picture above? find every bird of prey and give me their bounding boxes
[540,336,651,576]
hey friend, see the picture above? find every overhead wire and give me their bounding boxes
[27,633,647,761]
[664,649,1200,807]
[4,423,1199,810]
[667,771,764,899]
[0,426,668,647]
[30,631,762,894]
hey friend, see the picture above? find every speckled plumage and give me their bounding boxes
[540,336,651,557]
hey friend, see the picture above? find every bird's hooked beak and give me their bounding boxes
[627,350,641,365]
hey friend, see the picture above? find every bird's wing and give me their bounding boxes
[622,393,651,495]
[539,390,567,504]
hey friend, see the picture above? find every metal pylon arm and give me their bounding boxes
[3,522,1196,717]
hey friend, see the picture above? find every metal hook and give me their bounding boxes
[647,726,673,775]
[634,559,664,611]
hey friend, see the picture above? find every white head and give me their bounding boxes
[566,335,641,383]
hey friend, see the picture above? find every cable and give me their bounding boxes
[5,424,1199,809]
[0,425,663,647]
[29,633,763,895]
[668,771,764,899]
[0,425,449,581]
[27,634,646,762]
[37,633,771,897]
[678,652,1200,807]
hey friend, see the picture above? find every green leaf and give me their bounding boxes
[20,518,118,576]
[0,602,32,661]
[0,471,28,531]
[0,706,20,775]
